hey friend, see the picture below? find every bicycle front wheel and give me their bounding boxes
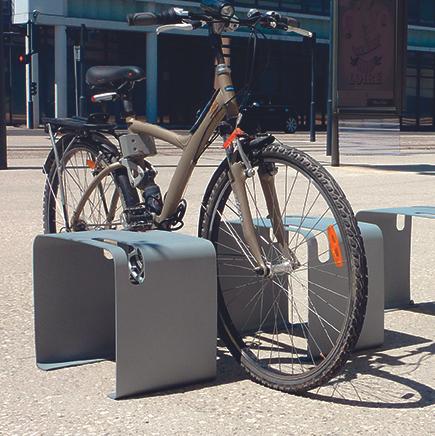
[200,143,367,393]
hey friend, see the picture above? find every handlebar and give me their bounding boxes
[127,7,312,38]
[280,16,300,28]
[127,10,182,27]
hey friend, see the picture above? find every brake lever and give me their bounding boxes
[287,26,313,38]
[156,20,205,35]
[156,23,193,35]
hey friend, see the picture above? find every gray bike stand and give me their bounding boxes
[217,224,288,332]
[220,217,384,354]
[33,230,217,399]
[356,206,435,309]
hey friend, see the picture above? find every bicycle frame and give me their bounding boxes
[127,62,238,223]
[71,31,291,274]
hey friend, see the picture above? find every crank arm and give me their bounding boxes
[229,161,267,272]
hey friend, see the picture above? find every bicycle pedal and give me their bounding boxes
[123,205,154,230]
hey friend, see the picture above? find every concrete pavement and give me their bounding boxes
[0,128,434,434]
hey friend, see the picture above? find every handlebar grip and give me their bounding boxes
[127,9,183,26]
[282,16,300,28]
[128,12,159,26]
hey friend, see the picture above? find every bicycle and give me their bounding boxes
[42,2,368,394]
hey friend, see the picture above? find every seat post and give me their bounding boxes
[120,87,135,118]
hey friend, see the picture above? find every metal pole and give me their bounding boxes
[7,34,13,123]
[79,24,87,117]
[330,0,340,167]
[0,0,7,168]
[26,20,34,129]
[326,0,333,156]
[309,32,317,142]
[73,45,80,117]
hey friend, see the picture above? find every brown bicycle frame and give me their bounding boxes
[74,36,289,273]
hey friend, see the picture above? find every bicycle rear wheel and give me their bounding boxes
[43,137,137,233]
[200,142,367,393]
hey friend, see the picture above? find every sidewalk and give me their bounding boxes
[0,129,434,434]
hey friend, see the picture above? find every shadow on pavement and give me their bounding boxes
[344,163,435,176]
[4,166,43,171]
[404,301,435,316]
[304,327,435,409]
[6,128,46,136]
[125,318,434,407]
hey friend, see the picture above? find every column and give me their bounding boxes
[146,31,158,123]
[25,33,40,128]
[54,25,68,118]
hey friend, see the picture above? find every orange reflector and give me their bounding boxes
[86,159,96,169]
[327,225,343,268]
[223,127,244,149]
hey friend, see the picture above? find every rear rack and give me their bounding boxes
[43,114,117,135]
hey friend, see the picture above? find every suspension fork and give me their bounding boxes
[258,164,296,263]
[228,149,297,275]
[228,161,267,272]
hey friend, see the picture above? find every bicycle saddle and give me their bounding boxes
[86,66,145,86]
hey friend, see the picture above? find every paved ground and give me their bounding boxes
[1,128,434,435]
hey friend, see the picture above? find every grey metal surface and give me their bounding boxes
[355,206,433,309]
[220,217,384,354]
[217,223,288,333]
[34,230,217,399]
[119,133,156,157]
[6,131,435,433]
[34,236,116,368]
[282,217,384,354]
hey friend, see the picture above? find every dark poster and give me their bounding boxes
[337,0,400,110]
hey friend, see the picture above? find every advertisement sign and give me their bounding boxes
[337,0,406,112]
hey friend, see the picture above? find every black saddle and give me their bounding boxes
[86,66,145,87]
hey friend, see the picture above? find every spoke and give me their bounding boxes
[287,207,330,253]
[271,278,341,334]
[221,262,254,271]
[280,171,299,222]
[292,221,340,253]
[277,273,322,363]
[291,271,349,300]
[293,277,347,318]
[290,179,312,249]
[238,279,269,333]
[221,278,261,294]
[217,211,257,268]
[295,263,349,280]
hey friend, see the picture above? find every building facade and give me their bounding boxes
[4,0,435,130]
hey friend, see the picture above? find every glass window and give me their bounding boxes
[257,0,280,9]
[303,0,322,14]
[420,0,435,26]
[280,0,303,13]
[234,0,257,7]
[403,52,418,127]
[408,0,420,24]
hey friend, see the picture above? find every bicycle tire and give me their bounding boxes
[199,142,368,393]
[43,137,138,233]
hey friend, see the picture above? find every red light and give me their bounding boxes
[18,54,25,63]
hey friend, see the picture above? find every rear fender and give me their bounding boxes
[42,132,120,174]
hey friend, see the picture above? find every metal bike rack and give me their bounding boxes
[220,217,384,354]
[33,230,217,399]
[357,206,435,309]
